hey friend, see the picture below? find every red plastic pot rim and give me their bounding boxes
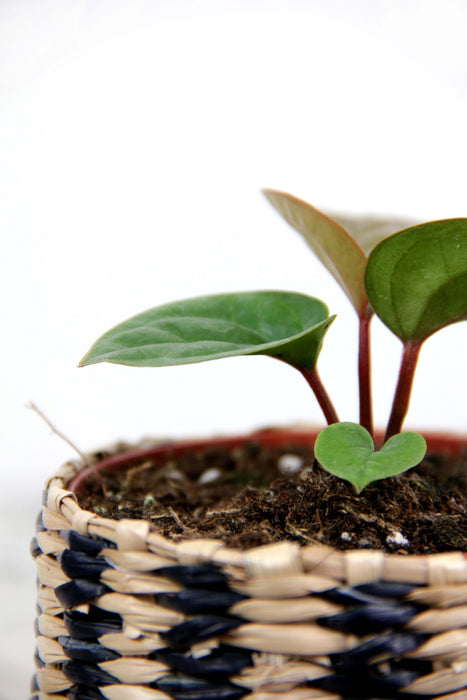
[68,426,466,494]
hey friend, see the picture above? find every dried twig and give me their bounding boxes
[167,506,195,533]
[27,402,108,495]
[27,401,91,467]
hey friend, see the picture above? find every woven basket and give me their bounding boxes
[31,433,467,700]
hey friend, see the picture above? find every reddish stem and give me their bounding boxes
[384,339,423,442]
[300,367,339,426]
[358,309,374,438]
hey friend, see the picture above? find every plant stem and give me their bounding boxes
[300,367,339,426]
[358,309,374,438]
[384,339,423,442]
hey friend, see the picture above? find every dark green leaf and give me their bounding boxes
[365,219,467,342]
[79,291,334,372]
[314,422,427,492]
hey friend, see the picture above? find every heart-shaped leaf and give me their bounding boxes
[263,189,369,316]
[79,291,335,372]
[314,422,427,492]
[365,219,467,342]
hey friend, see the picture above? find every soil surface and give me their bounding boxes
[77,438,467,554]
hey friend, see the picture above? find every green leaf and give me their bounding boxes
[365,219,467,342]
[79,291,335,372]
[314,422,427,492]
[263,189,369,316]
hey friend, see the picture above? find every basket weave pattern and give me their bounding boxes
[31,456,467,700]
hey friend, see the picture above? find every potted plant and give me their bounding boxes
[31,190,467,700]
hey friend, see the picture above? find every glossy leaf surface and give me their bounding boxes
[314,422,427,492]
[80,291,334,371]
[365,219,467,342]
[263,189,368,315]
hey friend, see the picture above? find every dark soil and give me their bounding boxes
[77,438,467,554]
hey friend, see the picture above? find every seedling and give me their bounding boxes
[80,191,467,491]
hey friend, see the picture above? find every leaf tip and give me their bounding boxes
[261,187,277,203]
[78,350,96,367]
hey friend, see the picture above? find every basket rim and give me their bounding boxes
[40,428,467,586]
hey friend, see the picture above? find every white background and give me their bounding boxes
[0,1,466,697]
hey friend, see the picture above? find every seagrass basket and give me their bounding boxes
[31,435,467,700]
